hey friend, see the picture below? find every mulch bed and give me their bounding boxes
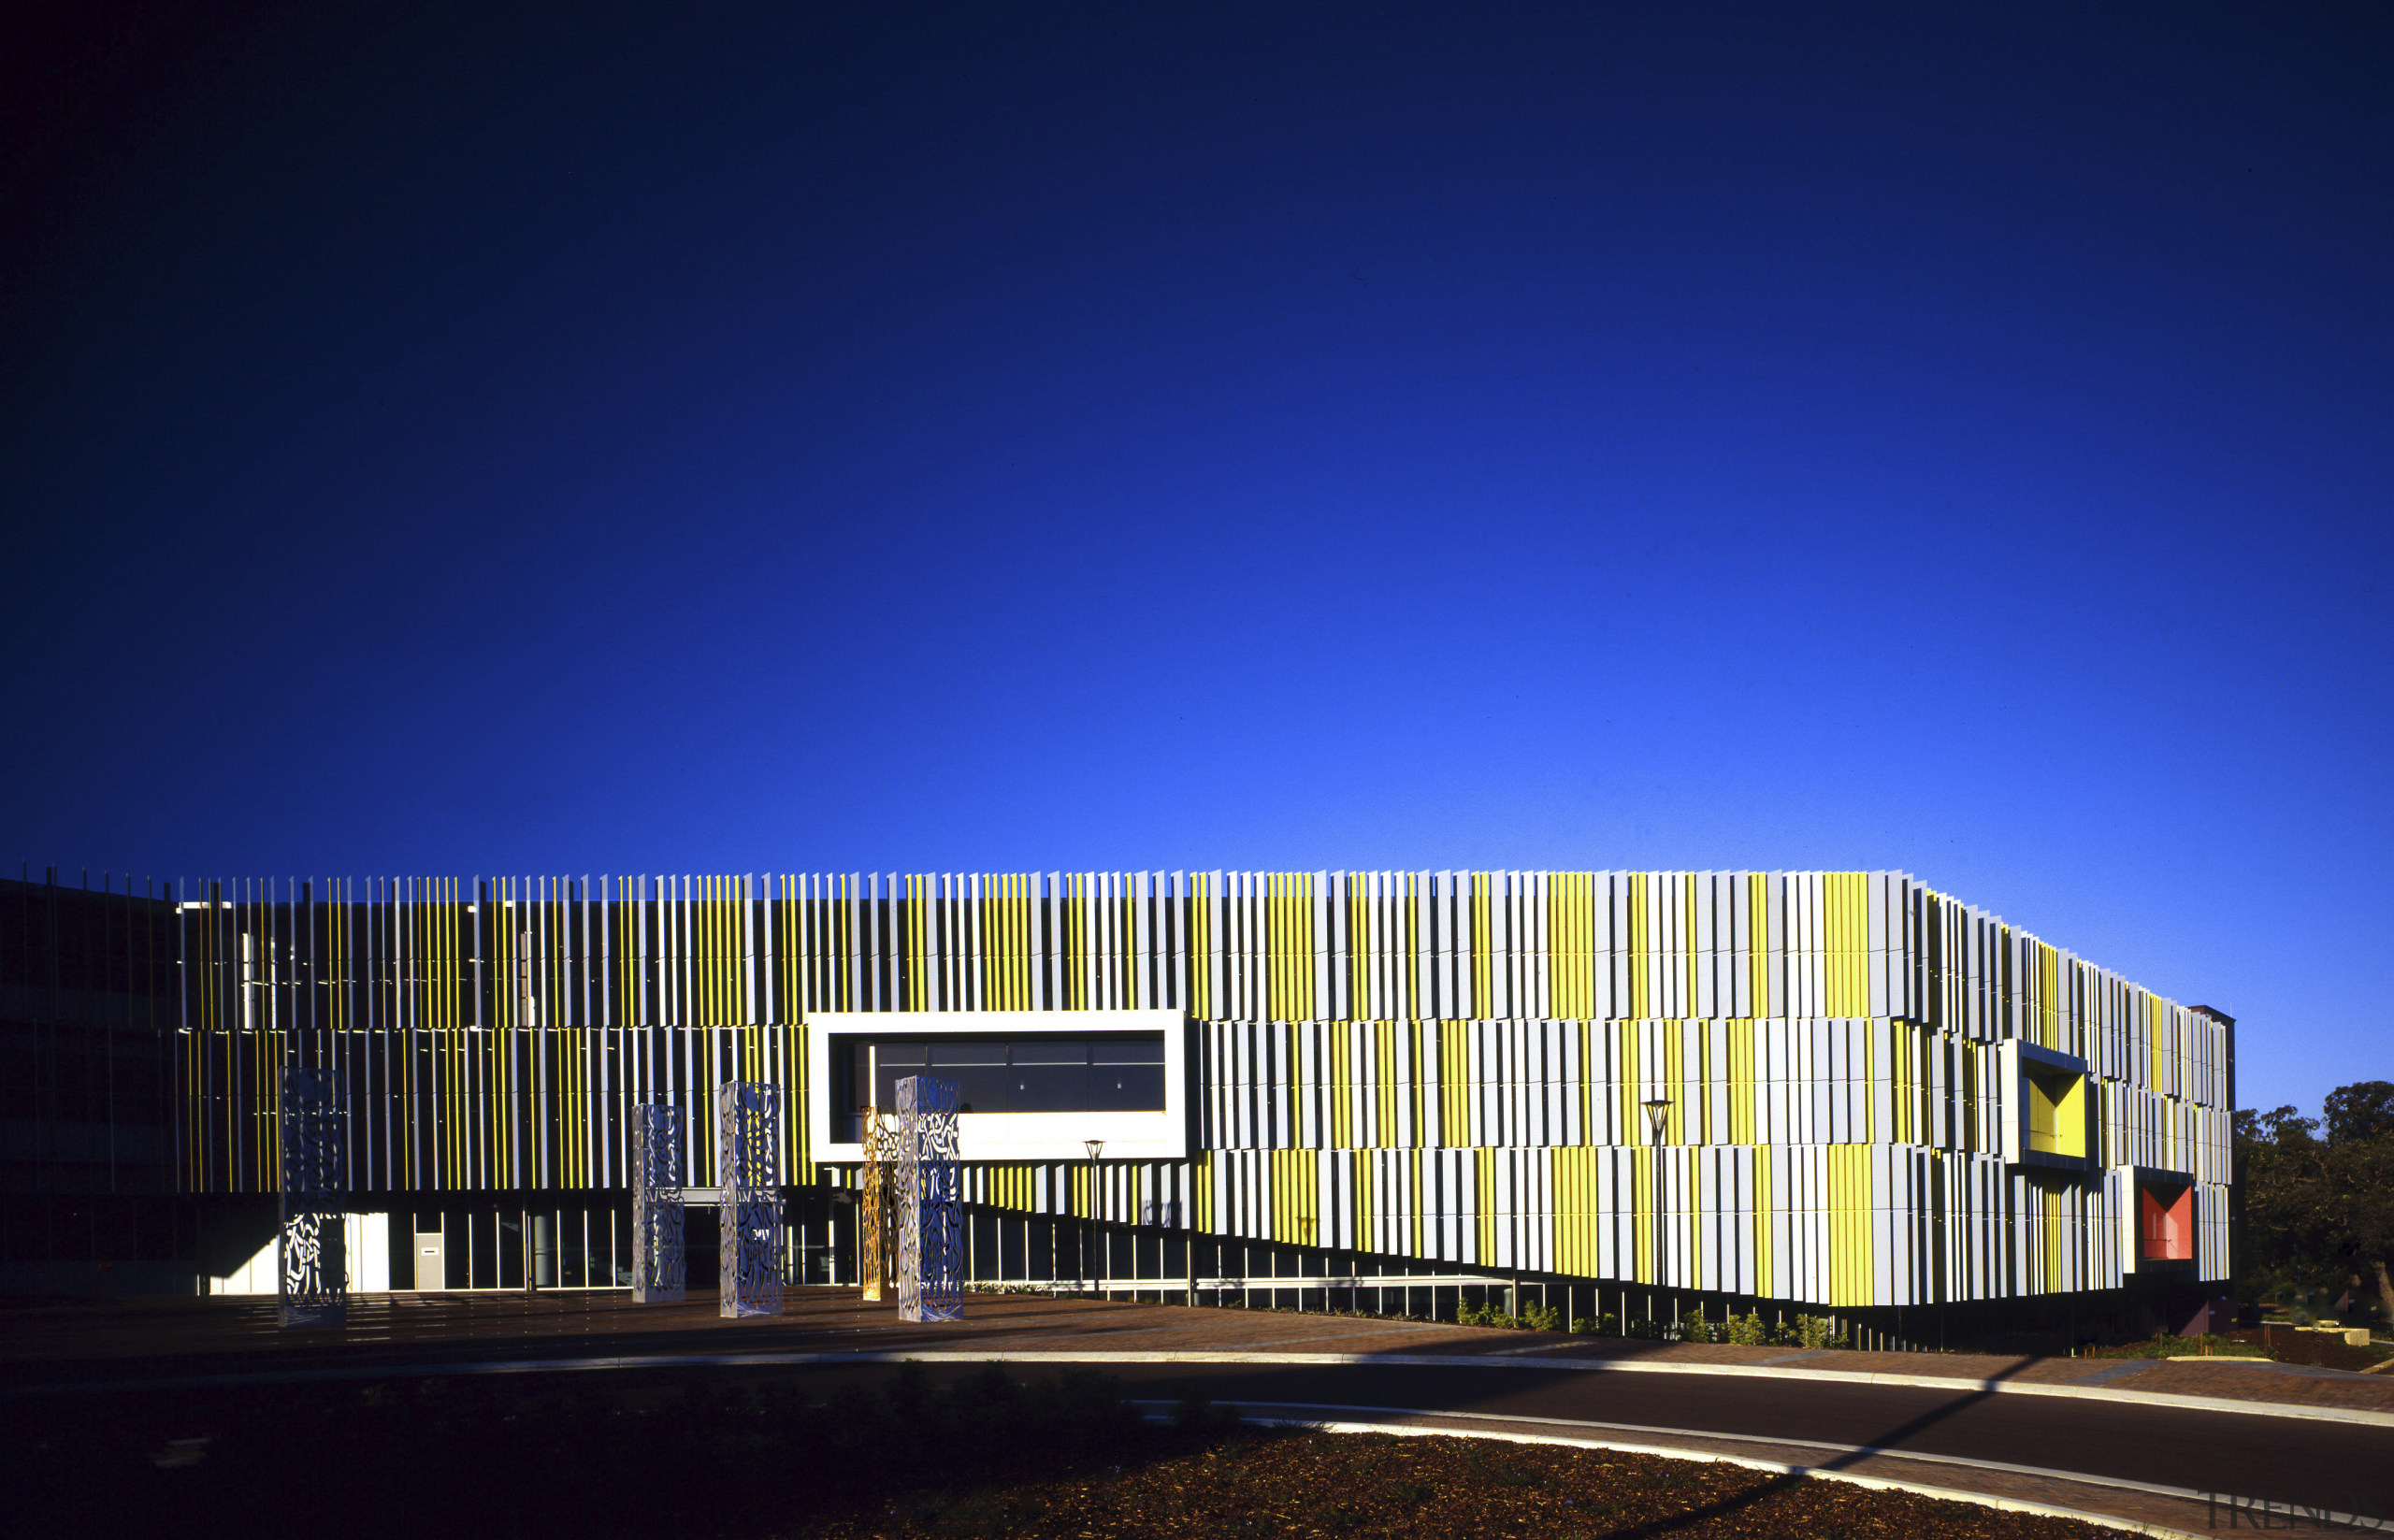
[793,1428,2120,1539]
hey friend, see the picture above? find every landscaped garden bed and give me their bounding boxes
[2080,1332,2270,1360]
[794,1424,2125,1539]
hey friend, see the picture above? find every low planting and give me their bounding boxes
[2083,1332,2270,1360]
[1447,1301,1851,1348]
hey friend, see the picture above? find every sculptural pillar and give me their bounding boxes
[278,1065,347,1328]
[896,1074,962,1323]
[859,1104,896,1302]
[632,1102,685,1303]
[716,1081,783,1317]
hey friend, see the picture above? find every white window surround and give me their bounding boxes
[1997,1040,2100,1172]
[805,1009,1187,1163]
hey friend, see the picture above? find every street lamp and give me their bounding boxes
[1084,1140,1105,1297]
[1640,1099,1671,1323]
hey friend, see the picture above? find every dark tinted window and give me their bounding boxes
[1007,1064,1089,1112]
[1009,1039,1088,1065]
[1089,1065,1166,1109]
[863,1034,1166,1116]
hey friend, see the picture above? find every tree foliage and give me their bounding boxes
[2235,1081,2394,1328]
[2325,1079,2394,1147]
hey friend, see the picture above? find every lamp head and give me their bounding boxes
[1640,1098,1672,1141]
[1085,1139,1104,1162]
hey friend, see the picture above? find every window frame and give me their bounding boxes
[806,1008,1187,1163]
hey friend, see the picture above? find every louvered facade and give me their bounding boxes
[0,870,2231,1320]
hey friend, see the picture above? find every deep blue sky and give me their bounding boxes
[5,2,2387,1114]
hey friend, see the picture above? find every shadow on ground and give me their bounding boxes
[6,1361,1233,1540]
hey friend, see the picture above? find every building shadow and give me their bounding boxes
[1591,1355,2040,1539]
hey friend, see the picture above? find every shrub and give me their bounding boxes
[1684,1311,1771,1346]
[1723,1312,1770,1346]
[1621,1311,1835,1347]
[1458,1300,1563,1331]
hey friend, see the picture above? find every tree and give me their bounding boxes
[2233,1103,2317,1292]
[2236,1084,2394,1328]
[2328,1135,2394,1326]
[2325,1080,2394,1147]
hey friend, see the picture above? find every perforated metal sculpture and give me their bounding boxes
[859,1104,897,1302]
[277,1064,347,1328]
[896,1074,962,1323]
[716,1080,783,1317]
[632,1101,685,1303]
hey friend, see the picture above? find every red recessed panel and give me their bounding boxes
[2141,1184,2194,1260]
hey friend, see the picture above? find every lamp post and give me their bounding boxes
[1641,1099,1671,1322]
[1084,1139,1105,1298]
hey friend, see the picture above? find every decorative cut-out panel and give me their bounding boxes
[278,1065,347,1328]
[633,1102,685,1303]
[859,1105,895,1302]
[896,1074,962,1323]
[717,1081,783,1318]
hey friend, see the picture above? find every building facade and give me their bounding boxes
[0,869,2232,1335]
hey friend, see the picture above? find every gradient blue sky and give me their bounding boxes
[4,3,2387,1115]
